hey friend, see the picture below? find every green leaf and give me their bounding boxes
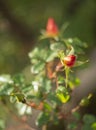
[0,75,12,84]
[16,103,32,115]
[12,74,25,86]
[83,115,96,125]
[26,95,36,100]
[80,98,90,106]
[56,86,70,103]
[68,122,77,130]
[58,76,65,84]
[56,92,70,103]
[40,77,51,93]
[64,38,87,54]
[0,119,5,130]
[74,60,89,67]
[0,84,13,96]
[47,93,61,106]
[92,122,96,130]
[67,46,75,55]
[10,95,17,103]
[31,61,45,73]
[72,112,81,121]
[50,42,66,51]
[46,51,57,62]
[15,93,25,102]
[69,77,80,89]
[36,112,50,126]
[22,84,34,93]
[60,22,69,35]
[82,124,93,130]
[43,102,52,112]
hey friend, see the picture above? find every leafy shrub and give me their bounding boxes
[0,18,93,130]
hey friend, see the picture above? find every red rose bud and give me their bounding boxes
[46,18,59,36]
[63,55,76,67]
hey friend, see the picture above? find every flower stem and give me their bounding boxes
[65,67,69,88]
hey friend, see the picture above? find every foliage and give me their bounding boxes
[82,114,96,130]
[0,17,93,130]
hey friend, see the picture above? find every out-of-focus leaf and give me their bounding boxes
[64,38,87,54]
[56,92,70,103]
[83,114,96,125]
[47,92,61,106]
[68,122,77,130]
[74,60,89,67]
[0,119,5,130]
[10,95,17,103]
[58,76,65,84]
[56,86,70,103]
[0,75,12,84]
[40,77,51,93]
[72,112,81,121]
[60,22,69,35]
[43,102,52,112]
[22,84,34,93]
[80,94,92,106]
[82,125,93,130]
[16,103,32,115]
[12,74,25,86]
[31,61,45,73]
[50,42,66,51]
[92,122,96,130]
[69,77,80,89]
[0,84,13,96]
[36,112,50,126]
[15,93,25,102]
[80,98,90,106]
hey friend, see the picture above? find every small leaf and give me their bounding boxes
[92,122,96,130]
[31,61,45,73]
[0,119,5,129]
[36,112,50,126]
[83,114,96,125]
[12,74,25,85]
[44,102,52,112]
[72,112,81,120]
[47,93,61,106]
[74,60,89,67]
[56,92,70,103]
[82,124,93,130]
[10,95,17,103]
[16,103,32,115]
[15,93,25,103]
[0,84,13,96]
[68,122,77,130]
[60,22,69,35]
[80,98,90,106]
[69,78,80,90]
[0,75,12,84]
[56,86,70,103]
[80,94,92,107]
[40,78,51,93]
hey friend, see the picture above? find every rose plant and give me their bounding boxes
[0,18,94,130]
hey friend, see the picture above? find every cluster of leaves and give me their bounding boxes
[82,114,96,130]
[67,113,96,130]
[0,18,91,129]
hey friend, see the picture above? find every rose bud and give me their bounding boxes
[46,18,59,37]
[63,55,76,67]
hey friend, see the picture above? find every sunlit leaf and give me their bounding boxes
[92,122,96,130]
[56,92,70,103]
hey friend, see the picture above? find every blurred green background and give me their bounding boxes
[0,0,96,73]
